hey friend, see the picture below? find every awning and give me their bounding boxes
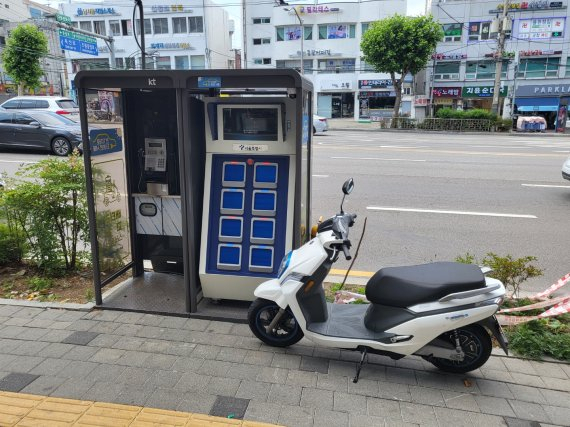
[516,97,559,112]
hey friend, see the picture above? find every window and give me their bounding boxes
[121,19,132,36]
[93,20,106,36]
[36,100,49,108]
[566,58,570,77]
[517,57,560,78]
[317,58,355,73]
[0,112,12,123]
[156,56,171,70]
[362,22,370,35]
[115,58,124,69]
[125,57,135,69]
[79,21,92,32]
[135,18,151,35]
[468,22,491,41]
[304,26,312,40]
[30,7,42,18]
[109,20,121,36]
[360,59,375,71]
[253,58,271,65]
[434,61,460,80]
[70,21,78,28]
[2,100,19,109]
[191,55,205,69]
[173,17,187,33]
[253,17,270,24]
[145,57,155,70]
[403,87,412,95]
[253,37,271,45]
[72,58,110,72]
[175,55,189,69]
[13,113,33,125]
[188,16,203,33]
[56,100,78,109]
[276,59,313,71]
[442,23,462,42]
[19,99,36,109]
[318,24,356,39]
[465,60,508,80]
[153,18,169,34]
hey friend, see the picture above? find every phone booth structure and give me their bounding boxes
[76,70,313,315]
[200,97,302,300]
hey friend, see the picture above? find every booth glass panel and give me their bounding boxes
[85,89,133,280]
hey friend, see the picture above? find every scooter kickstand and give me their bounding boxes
[353,347,368,383]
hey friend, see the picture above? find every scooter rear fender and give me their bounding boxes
[254,279,288,309]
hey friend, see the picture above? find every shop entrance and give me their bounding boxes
[318,92,354,118]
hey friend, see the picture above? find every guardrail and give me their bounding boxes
[376,118,495,132]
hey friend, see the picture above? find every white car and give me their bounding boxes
[0,96,79,121]
[563,155,570,181]
[313,115,328,134]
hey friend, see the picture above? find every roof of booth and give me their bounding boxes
[74,69,313,91]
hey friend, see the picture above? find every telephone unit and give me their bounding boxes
[144,138,167,172]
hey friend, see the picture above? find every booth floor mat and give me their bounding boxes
[103,272,187,315]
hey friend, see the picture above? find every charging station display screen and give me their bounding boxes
[253,191,276,212]
[220,217,242,239]
[252,219,274,240]
[254,163,278,188]
[223,108,279,141]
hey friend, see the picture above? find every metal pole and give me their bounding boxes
[109,40,116,69]
[136,0,146,69]
[242,0,247,68]
[511,62,518,121]
[491,0,510,115]
[429,59,435,117]
[294,8,304,74]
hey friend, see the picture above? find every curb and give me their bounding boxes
[328,127,570,136]
[0,297,94,311]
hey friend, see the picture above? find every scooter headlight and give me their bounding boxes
[278,251,292,278]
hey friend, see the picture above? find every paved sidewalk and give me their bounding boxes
[0,304,569,427]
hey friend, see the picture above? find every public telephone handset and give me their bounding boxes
[144,138,167,172]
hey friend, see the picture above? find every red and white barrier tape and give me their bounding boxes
[497,299,570,325]
[498,296,570,313]
[530,273,570,300]
[334,290,368,304]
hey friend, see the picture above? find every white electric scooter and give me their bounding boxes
[248,178,508,382]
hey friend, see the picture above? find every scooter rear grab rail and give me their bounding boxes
[438,282,501,302]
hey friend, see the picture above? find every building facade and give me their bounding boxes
[0,0,63,99]
[59,0,234,97]
[430,0,570,129]
[244,0,411,120]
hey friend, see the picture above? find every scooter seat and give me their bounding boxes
[365,262,486,308]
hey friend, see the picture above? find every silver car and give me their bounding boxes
[0,110,83,156]
[0,96,80,122]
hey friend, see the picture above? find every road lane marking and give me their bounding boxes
[312,174,329,178]
[554,150,570,153]
[331,156,426,162]
[366,206,537,219]
[329,269,375,278]
[0,160,39,164]
[522,184,570,188]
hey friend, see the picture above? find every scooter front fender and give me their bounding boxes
[254,279,288,309]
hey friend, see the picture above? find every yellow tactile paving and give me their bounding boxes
[329,268,375,278]
[0,392,281,427]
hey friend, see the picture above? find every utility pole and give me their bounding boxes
[242,0,247,69]
[491,0,510,115]
[134,0,146,69]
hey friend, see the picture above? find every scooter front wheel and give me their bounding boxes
[248,298,304,347]
[425,325,492,374]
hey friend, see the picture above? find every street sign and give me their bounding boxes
[59,29,98,56]
[55,13,72,24]
[90,129,123,156]
[198,76,221,88]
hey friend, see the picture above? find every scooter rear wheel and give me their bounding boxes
[248,298,304,347]
[425,325,492,374]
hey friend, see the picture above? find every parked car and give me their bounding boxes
[0,96,80,122]
[0,110,83,156]
[313,115,328,134]
[563,155,570,182]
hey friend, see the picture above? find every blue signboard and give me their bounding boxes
[60,36,98,56]
[90,129,123,156]
[198,76,222,89]
[302,114,309,145]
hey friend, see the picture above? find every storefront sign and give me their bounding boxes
[432,87,461,98]
[462,86,508,97]
[296,5,340,14]
[519,49,562,56]
[321,80,352,90]
[358,79,393,89]
[76,7,117,16]
[305,49,331,56]
[150,42,192,50]
[326,24,348,39]
[517,84,570,96]
[432,53,467,60]
[151,5,190,13]
[491,1,565,11]
[518,17,565,39]
[358,91,396,98]
[414,96,429,105]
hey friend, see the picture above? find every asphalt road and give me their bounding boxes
[312,130,570,294]
[1,132,569,295]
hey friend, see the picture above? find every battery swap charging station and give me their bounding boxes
[77,70,313,315]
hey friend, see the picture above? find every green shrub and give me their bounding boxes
[28,276,53,292]
[463,109,497,121]
[0,153,89,275]
[495,118,513,132]
[435,108,461,119]
[0,223,25,265]
[507,318,570,361]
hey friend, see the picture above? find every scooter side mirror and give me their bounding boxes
[342,178,354,195]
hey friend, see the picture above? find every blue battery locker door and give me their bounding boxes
[206,155,289,277]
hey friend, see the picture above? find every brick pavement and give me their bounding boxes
[0,304,569,427]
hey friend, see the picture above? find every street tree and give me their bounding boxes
[361,15,443,124]
[1,24,48,96]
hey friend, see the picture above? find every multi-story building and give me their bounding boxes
[429,0,570,128]
[244,1,411,120]
[0,0,63,99]
[60,0,235,97]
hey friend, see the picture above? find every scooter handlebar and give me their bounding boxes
[342,244,352,261]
